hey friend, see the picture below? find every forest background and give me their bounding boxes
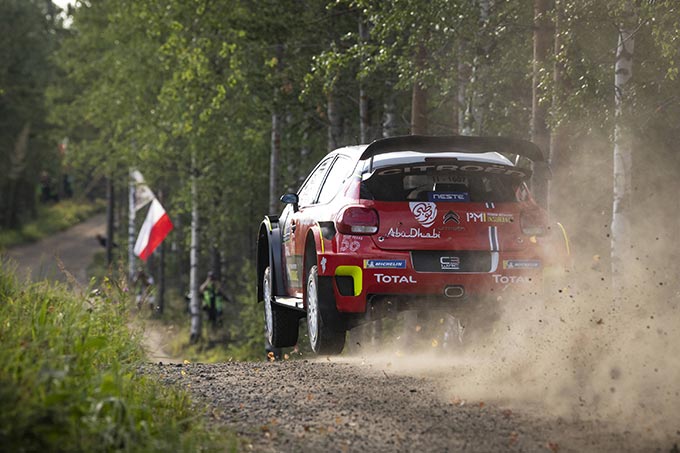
[2,0,679,360]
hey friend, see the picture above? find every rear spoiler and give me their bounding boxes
[360,135,544,163]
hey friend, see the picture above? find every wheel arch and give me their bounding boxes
[257,216,284,301]
[303,227,323,273]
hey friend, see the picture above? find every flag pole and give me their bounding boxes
[128,169,136,282]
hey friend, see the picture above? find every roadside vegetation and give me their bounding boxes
[0,199,104,250]
[139,265,269,363]
[0,261,235,452]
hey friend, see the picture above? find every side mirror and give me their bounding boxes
[280,193,299,212]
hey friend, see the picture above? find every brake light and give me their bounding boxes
[520,209,546,236]
[336,206,379,235]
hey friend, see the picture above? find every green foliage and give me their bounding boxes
[0,0,65,229]
[164,261,266,362]
[0,199,105,250]
[0,262,233,452]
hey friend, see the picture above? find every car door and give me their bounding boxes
[282,156,334,296]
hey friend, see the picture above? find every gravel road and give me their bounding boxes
[143,358,673,452]
[3,213,106,285]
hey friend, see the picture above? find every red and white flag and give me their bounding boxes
[134,199,173,261]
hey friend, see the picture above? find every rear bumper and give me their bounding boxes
[317,250,543,314]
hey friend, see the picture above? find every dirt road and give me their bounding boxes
[144,357,672,452]
[3,213,106,285]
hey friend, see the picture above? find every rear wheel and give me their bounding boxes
[306,265,345,355]
[263,266,299,348]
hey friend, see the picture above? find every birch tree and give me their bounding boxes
[469,0,493,134]
[611,2,637,295]
[411,43,429,135]
[382,83,399,138]
[530,0,553,209]
[269,44,284,214]
[189,153,201,342]
[358,17,371,143]
[549,0,568,203]
[327,90,343,151]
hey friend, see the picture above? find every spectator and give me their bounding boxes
[200,271,229,328]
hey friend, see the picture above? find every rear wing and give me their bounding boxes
[359,135,544,163]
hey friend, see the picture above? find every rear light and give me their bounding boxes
[336,206,379,235]
[520,209,546,236]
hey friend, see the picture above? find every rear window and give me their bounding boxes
[360,163,525,203]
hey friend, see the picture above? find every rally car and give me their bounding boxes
[257,135,568,355]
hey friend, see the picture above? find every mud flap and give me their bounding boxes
[318,275,348,333]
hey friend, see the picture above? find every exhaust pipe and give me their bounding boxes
[444,285,464,298]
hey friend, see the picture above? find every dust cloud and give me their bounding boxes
[342,138,680,443]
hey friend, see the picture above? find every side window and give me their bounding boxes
[317,156,353,204]
[298,158,332,206]
[516,182,530,202]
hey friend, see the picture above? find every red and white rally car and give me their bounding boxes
[257,135,568,354]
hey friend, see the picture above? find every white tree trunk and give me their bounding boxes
[189,152,201,342]
[549,0,567,212]
[457,45,472,136]
[327,90,342,151]
[359,87,370,143]
[359,19,371,143]
[382,82,398,138]
[269,109,281,214]
[531,0,552,209]
[128,172,136,282]
[468,0,493,135]
[106,177,114,266]
[269,44,284,213]
[611,10,636,295]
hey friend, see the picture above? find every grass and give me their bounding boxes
[164,297,314,364]
[0,199,105,250]
[0,261,237,452]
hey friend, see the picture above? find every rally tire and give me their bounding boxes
[306,265,345,355]
[263,266,299,348]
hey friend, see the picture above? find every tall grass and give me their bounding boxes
[0,262,234,452]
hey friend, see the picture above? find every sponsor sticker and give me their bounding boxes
[377,164,528,178]
[503,260,541,269]
[409,202,437,227]
[466,212,514,223]
[364,259,407,269]
[429,192,469,202]
[440,256,460,270]
[492,274,532,284]
[375,273,417,284]
[340,236,363,252]
[437,225,465,232]
[386,227,441,239]
[434,175,468,184]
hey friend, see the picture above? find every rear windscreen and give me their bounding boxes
[360,164,525,202]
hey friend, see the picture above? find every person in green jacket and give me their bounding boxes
[200,271,229,328]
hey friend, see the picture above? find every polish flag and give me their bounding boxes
[134,199,173,261]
